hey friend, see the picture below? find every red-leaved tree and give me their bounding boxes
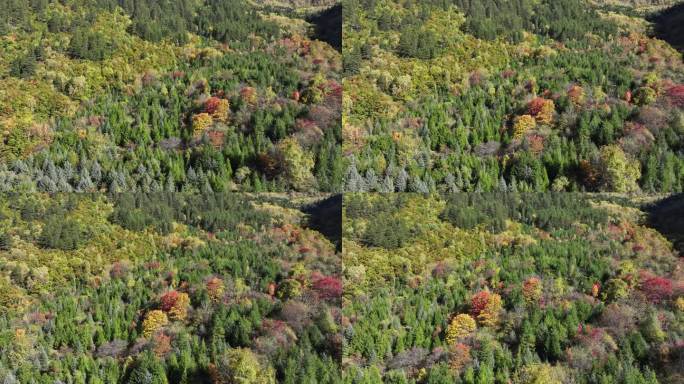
[667,85,684,108]
[204,97,222,115]
[312,276,342,300]
[160,291,180,312]
[639,271,674,304]
[527,98,546,116]
[470,291,491,317]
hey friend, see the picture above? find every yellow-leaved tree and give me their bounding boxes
[143,310,168,338]
[275,138,315,191]
[513,115,536,139]
[446,314,477,344]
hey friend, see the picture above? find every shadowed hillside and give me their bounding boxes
[646,193,684,253]
[302,193,342,251]
[649,2,684,54]
[308,4,342,51]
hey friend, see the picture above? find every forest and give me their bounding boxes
[0,0,343,193]
[343,193,684,383]
[342,0,684,193]
[0,192,342,383]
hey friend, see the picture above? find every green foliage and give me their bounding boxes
[216,348,275,384]
[125,352,168,384]
[38,216,86,250]
[362,213,412,249]
[0,231,12,251]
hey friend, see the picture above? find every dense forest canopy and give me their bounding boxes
[342,0,684,193]
[0,0,343,193]
[343,193,684,384]
[0,192,342,383]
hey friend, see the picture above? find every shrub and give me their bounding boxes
[160,291,190,320]
[568,85,585,107]
[448,343,472,372]
[527,98,555,125]
[276,279,302,300]
[159,291,180,312]
[205,97,230,122]
[471,291,502,327]
[169,292,190,321]
[634,87,657,106]
[666,85,684,107]
[240,87,257,105]
[639,272,673,304]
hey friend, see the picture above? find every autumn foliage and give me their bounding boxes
[568,85,586,106]
[204,97,230,122]
[312,275,342,300]
[152,333,172,357]
[666,85,684,108]
[168,292,190,320]
[513,114,536,139]
[470,290,502,327]
[207,277,225,303]
[639,271,674,304]
[527,98,555,125]
[143,310,168,338]
[448,343,472,372]
[446,314,477,344]
[192,113,213,136]
[240,86,257,105]
[522,277,542,305]
[470,291,491,317]
[160,290,180,312]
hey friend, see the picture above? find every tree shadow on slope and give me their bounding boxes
[307,3,341,51]
[301,194,341,251]
[648,3,684,55]
[645,193,684,254]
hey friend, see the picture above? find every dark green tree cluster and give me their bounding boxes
[2,0,280,44]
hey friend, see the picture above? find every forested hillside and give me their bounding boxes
[0,0,343,193]
[343,0,684,193]
[0,193,342,382]
[343,193,684,383]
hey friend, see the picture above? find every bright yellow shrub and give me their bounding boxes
[477,293,502,327]
[143,309,168,338]
[446,314,477,344]
[513,115,536,139]
[169,292,190,321]
[192,113,213,136]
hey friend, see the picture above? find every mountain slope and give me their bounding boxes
[0,1,343,193]
[343,193,684,383]
[342,0,684,193]
[0,193,342,382]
